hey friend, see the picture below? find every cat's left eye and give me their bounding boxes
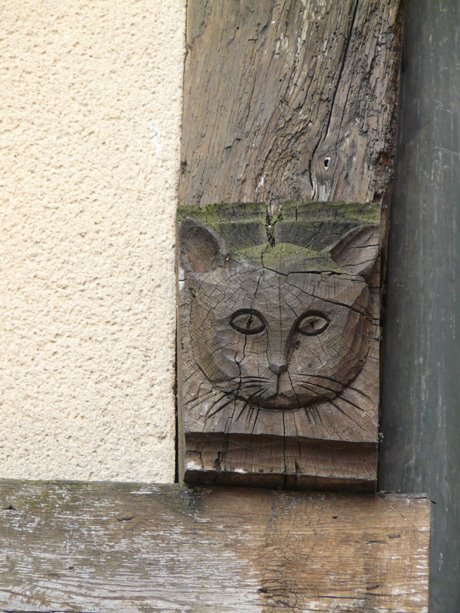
[297,312,329,336]
[229,309,266,335]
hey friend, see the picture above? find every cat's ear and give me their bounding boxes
[329,225,380,277]
[179,218,228,273]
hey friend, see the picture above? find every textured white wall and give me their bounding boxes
[0,1,185,481]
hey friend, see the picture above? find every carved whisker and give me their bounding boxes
[305,380,338,393]
[235,388,267,422]
[332,394,366,413]
[210,384,241,401]
[311,405,323,425]
[238,384,268,396]
[304,404,322,426]
[308,376,343,394]
[203,390,228,414]
[235,402,249,423]
[232,376,269,384]
[203,384,244,420]
[205,394,237,421]
[299,381,337,395]
[302,380,366,413]
[346,383,375,404]
[304,406,313,425]
[302,371,357,386]
[237,378,266,386]
[328,399,362,428]
[187,387,220,409]
[238,374,268,379]
[251,408,261,433]
[287,371,302,411]
[305,373,350,384]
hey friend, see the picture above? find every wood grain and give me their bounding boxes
[178,202,382,489]
[180,0,402,208]
[0,481,430,612]
[178,0,402,488]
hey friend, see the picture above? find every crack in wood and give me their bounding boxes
[178,0,403,489]
[178,202,382,488]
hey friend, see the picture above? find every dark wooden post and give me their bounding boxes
[380,1,460,610]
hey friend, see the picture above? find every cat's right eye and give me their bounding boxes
[229,309,266,335]
[297,312,329,336]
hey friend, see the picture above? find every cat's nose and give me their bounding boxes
[269,360,288,375]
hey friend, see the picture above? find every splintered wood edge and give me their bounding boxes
[183,433,378,491]
[0,481,430,612]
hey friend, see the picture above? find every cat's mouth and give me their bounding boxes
[240,385,336,410]
[253,392,305,410]
[228,379,340,411]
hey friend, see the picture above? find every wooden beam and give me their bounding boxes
[178,0,402,487]
[180,0,402,207]
[0,481,430,611]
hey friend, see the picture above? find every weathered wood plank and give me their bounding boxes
[178,202,382,489]
[380,1,460,610]
[0,482,429,612]
[178,0,402,488]
[180,0,402,207]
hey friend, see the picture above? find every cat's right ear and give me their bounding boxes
[179,218,228,273]
[328,225,380,277]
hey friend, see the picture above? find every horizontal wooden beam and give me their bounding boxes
[0,481,430,611]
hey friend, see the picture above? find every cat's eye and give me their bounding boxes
[229,309,266,335]
[297,312,329,336]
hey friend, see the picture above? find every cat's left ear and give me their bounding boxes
[179,218,229,273]
[329,225,380,277]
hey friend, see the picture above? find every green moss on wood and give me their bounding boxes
[178,201,380,271]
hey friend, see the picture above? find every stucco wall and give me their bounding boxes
[0,1,185,481]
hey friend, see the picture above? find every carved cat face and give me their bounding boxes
[180,220,379,411]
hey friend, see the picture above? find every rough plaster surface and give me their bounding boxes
[0,1,185,481]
